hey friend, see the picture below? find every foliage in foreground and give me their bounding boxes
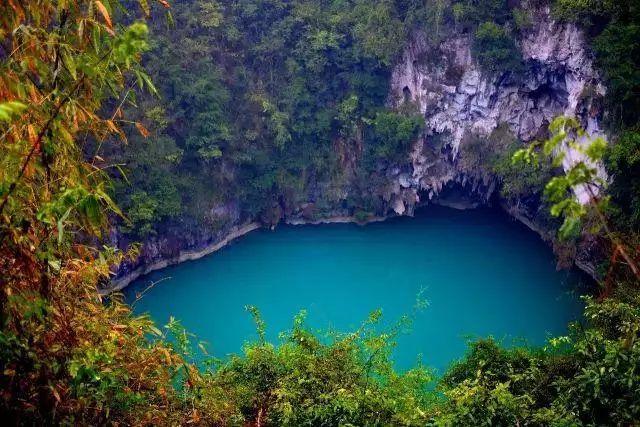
[129,293,640,426]
[181,308,436,426]
[2,0,640,425]
[437,294,640,426]
[0,0,192,423]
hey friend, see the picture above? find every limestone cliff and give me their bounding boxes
[386,6,605,215]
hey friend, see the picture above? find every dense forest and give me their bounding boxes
[109,0,429,238]
[1,0,640,425]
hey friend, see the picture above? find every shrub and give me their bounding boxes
[369,111,424,162]
[473,22,523,74]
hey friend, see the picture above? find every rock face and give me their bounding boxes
[110,8,606,289]
[110,200,247,288]
[386,6,605,215]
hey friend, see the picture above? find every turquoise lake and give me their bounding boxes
[125,206,585,373]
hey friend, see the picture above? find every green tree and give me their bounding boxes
[606,130,640,230]
[473,21,523,74]
[370,110,425,162]
[193,307,436,426]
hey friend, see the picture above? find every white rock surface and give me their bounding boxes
[389,7,606,205]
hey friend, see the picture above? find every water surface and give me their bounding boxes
[126,206,584,372]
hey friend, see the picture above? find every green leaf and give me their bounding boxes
[585,137,607,161]
[61,49,77,79]
[57,207,72,244]
[148,325,163,337]
[0,101,27,122]
[559,216,581,239]
[48,258,61,272]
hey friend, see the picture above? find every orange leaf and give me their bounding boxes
[26,124,36,145]
[162,348,172,365]
[158,0,171,8]
[94,1,113,29]
[28,84,38,103]
[50,386,61,403]
[105,119,119,133]
[135,122,150,138]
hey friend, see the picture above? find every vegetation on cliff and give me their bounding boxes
[108,0,428,238]
[109,0,536,239]
[1,0,640,425]
[554,0,640,233]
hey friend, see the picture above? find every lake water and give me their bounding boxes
[125,206,584,373]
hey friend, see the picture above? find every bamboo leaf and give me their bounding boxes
[0,101,27,122]
[135,121,150,138]
[94,1,113,29]
[61,49,77,79]
[139,0,151,17]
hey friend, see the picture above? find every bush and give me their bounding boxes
[434,295,640,426]
[354,210,371,223]
[452,0,513,28]
[473,21,523,74]
[193,309,436,426]
[512,8,534,32]
[593,23,640,127]
[493,147,554,200]
[369,111,424,162]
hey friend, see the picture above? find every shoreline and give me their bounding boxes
[103,222,261,294]
[105,204,598,294]
[104,214,390,294]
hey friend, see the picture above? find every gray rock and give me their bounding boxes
[389,6,605,202]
